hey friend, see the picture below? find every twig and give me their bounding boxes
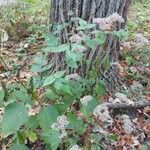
[102,101,150,109]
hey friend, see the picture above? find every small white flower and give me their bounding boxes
[93,105,113,127]
[73,45,86,53]
[80,95,93,106]
[93,18,113,31]
[59,129,68,139]
[51,115,69,138]
[66,73,80,80]
[57,115,69,129]
[69,145,81,150]
[93,12,124,31]
[69,34,83,43]
[108,12,124,23]
[51,123,59,131]
[120,115,134,134]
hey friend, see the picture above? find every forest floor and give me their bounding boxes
[0,1,150,149]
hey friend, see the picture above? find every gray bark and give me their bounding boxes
[49,0,131,93]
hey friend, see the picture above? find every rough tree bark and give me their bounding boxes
[49,0,131,93]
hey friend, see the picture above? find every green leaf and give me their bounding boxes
[67,113,85,134]
[54,70,66,78]
[11,143,28,150]
[103,55,110,71]
[25,116,39,130]
[91,144,102,150]
[33,55,45,65]
[66,59,78,69]
[31,64,43,72]
[45,34,58,47]
[42,130,61,150]
[38,106,59,131]
[77,19,95,30]
[81,99,98,122]
[43,71,66,86]
[0,87,5,105]
[61,83,72,95]
[8,89,30,103]
[2,103,28,137]
[94,82,106,96]
[46,44,70,53]
[43,75,56,86]
[85,36,99,49]
[25,130,37,142]
[112,29,128,40]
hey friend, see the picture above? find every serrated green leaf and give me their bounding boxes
[2,103,28,137]
[0,87,5,105]
[11,143,29,150]
[66,59,78,68]
[43,75,56,86]
[38,106,59,131]
[46,44,70,53]
[42,130,61,150]
[81,99,98,122]
[95,82,106,96]
[25,116,39,130]
[43,71,66,86]
[31,64,43,72]
[67,113,85,134]
[45,34,58,47]
[103,55,110,71]
[25,130,37,142]
[54,70,66,78]
[77,19,95,30]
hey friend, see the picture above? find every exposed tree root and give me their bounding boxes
[102,101,150,109]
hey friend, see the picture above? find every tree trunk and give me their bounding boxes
[49,0,131,93]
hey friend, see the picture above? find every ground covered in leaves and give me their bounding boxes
[0,1,150,150]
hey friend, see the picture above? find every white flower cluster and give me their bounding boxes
[80,95,93,106]
[135,34,149,48]
[93,12,124,31]
[69,145,81,150]
[120,115,134,134]
[93,105,113,127]
[51,115,69,139]
[109,92,133,105]
[69,34,83,44]
[66,73,80,80]
[73,45,86,53]
[109,12,124,23]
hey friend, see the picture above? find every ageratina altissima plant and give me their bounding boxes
[93,12,124,31]
[51,115,69,139]
[93,105,113,128]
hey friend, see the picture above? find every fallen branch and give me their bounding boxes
[102,101,150,109]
